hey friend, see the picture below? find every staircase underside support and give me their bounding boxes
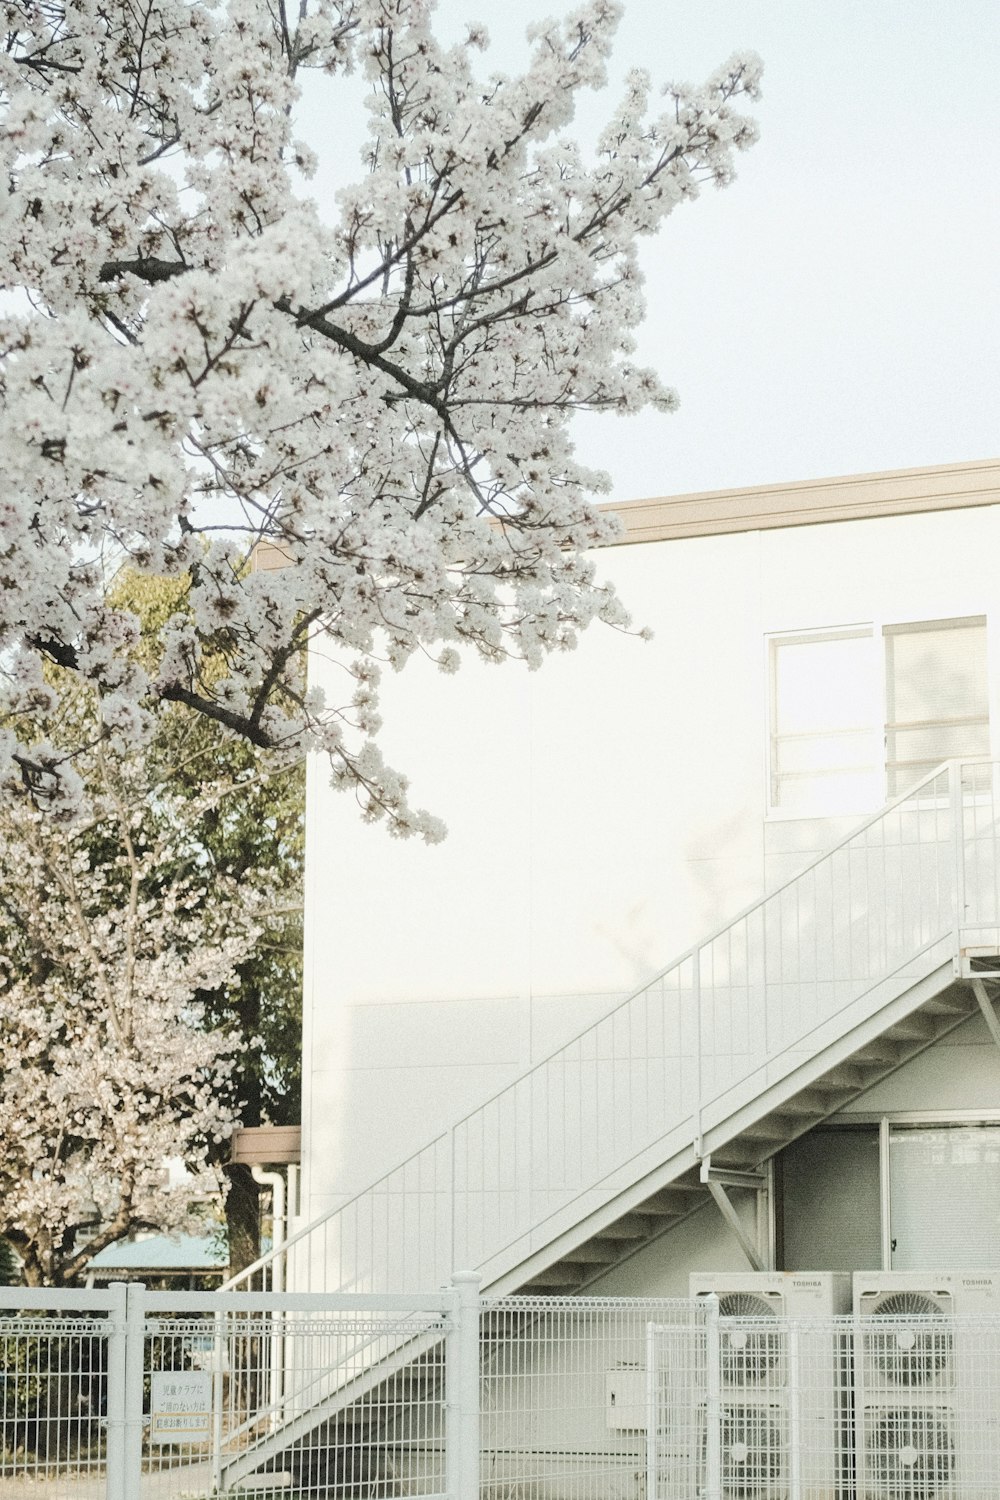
[700,1158,769,1272]
[971,978,1000,1051]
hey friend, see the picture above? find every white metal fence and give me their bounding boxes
[0,1278,480,1500]
[232,759,1000,1300]
[0,1284,123,1498]
[6,1284,1000,1499]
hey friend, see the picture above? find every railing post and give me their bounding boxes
[694,949,703,1158]
[450,1126,457,1276]
[704,1294,721,1500]
[951,759,966,959]
[123,1283,147,1499]
[446,1272,481,1500]
[105,1282,128,1500]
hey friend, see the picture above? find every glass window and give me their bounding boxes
[769,617,991,814]
[769,628,881,813]
[884,618,989,796]
[889,1125,1000,1270]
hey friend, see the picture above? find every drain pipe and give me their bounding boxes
[250,1165,286,1292]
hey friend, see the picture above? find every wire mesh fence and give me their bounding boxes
[481,1296,701,1500]
[651,1309,855,1500]
[481,1299,1000,1500]
[0,1285,124,1500]
[0,1311,114,1495]
[142,1302,451,1498]
[0,1283,465,1500]
[137,1286,468,1500]
[4,1284,1000,1498]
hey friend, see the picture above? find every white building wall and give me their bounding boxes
[302,496,1000,1227]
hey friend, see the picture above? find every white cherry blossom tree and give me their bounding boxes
[0,0,761,835]
[0,722,261,1287]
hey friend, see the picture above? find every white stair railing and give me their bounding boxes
[228,760,1000,1297]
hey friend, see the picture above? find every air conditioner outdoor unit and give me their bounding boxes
[682,1272,853,1500]
[853,1270,1000,1500]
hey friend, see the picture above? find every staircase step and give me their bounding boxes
[885,1014,937,1042]
[855,1036,904,1062]
[923,993,972,1016]
[639,1187,707,1215]
[562,1243,622,1265]
[523,1263,587,1290]
[776,1094,830,1119]
[806,1076,860,1098]
[740,1117,796,1140]
[590,1214,656,1241]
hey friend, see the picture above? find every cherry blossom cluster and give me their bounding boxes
[0,0,761,835]
[0,740,264,1286]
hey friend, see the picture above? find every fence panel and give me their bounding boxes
[136,1288,457,1500]
[0,1284,462,1500]
[0,1284,125,1500]
[482,1302,1000,1500]
[481,1296,704,1500]
[648,1312,855,1500]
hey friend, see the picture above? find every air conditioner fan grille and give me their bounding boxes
[718,1294,783,1384]
[707,1406,786,1499]
[866,1293,953,1385]
[864,1408,955,1500]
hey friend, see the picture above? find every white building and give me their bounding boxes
[294,455,1000,1297]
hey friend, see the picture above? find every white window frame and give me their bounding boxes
[766,615,992,819]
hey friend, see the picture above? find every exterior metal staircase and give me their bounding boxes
[218,759,1000,1488]
[514,974,979,1293]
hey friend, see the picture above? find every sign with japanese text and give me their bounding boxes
[150,1371,213,1443]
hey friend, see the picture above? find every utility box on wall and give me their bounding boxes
[605,1364,646,1430]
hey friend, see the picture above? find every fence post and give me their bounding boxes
[123,1283,147,1499]
[645,1322,658,1500]
[105,1283,128,1500]
[788,1321,802,1500]
[211,1307,225,1494]
[704,1294,721,1500]
[447,1271,481,1500]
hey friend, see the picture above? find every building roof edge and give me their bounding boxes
[603,457,1000,545]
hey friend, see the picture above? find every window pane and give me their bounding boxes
[779,730,883,775]
[886,619,988,724]
[775,768,885,815]
[771,629,879,811]
[774,632,873,734]
[885,618,989,795]
[889,1126,1000,1270]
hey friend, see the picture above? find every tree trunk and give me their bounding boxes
[224,1162,262,1280]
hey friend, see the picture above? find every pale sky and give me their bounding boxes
[302,1,1000,502]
